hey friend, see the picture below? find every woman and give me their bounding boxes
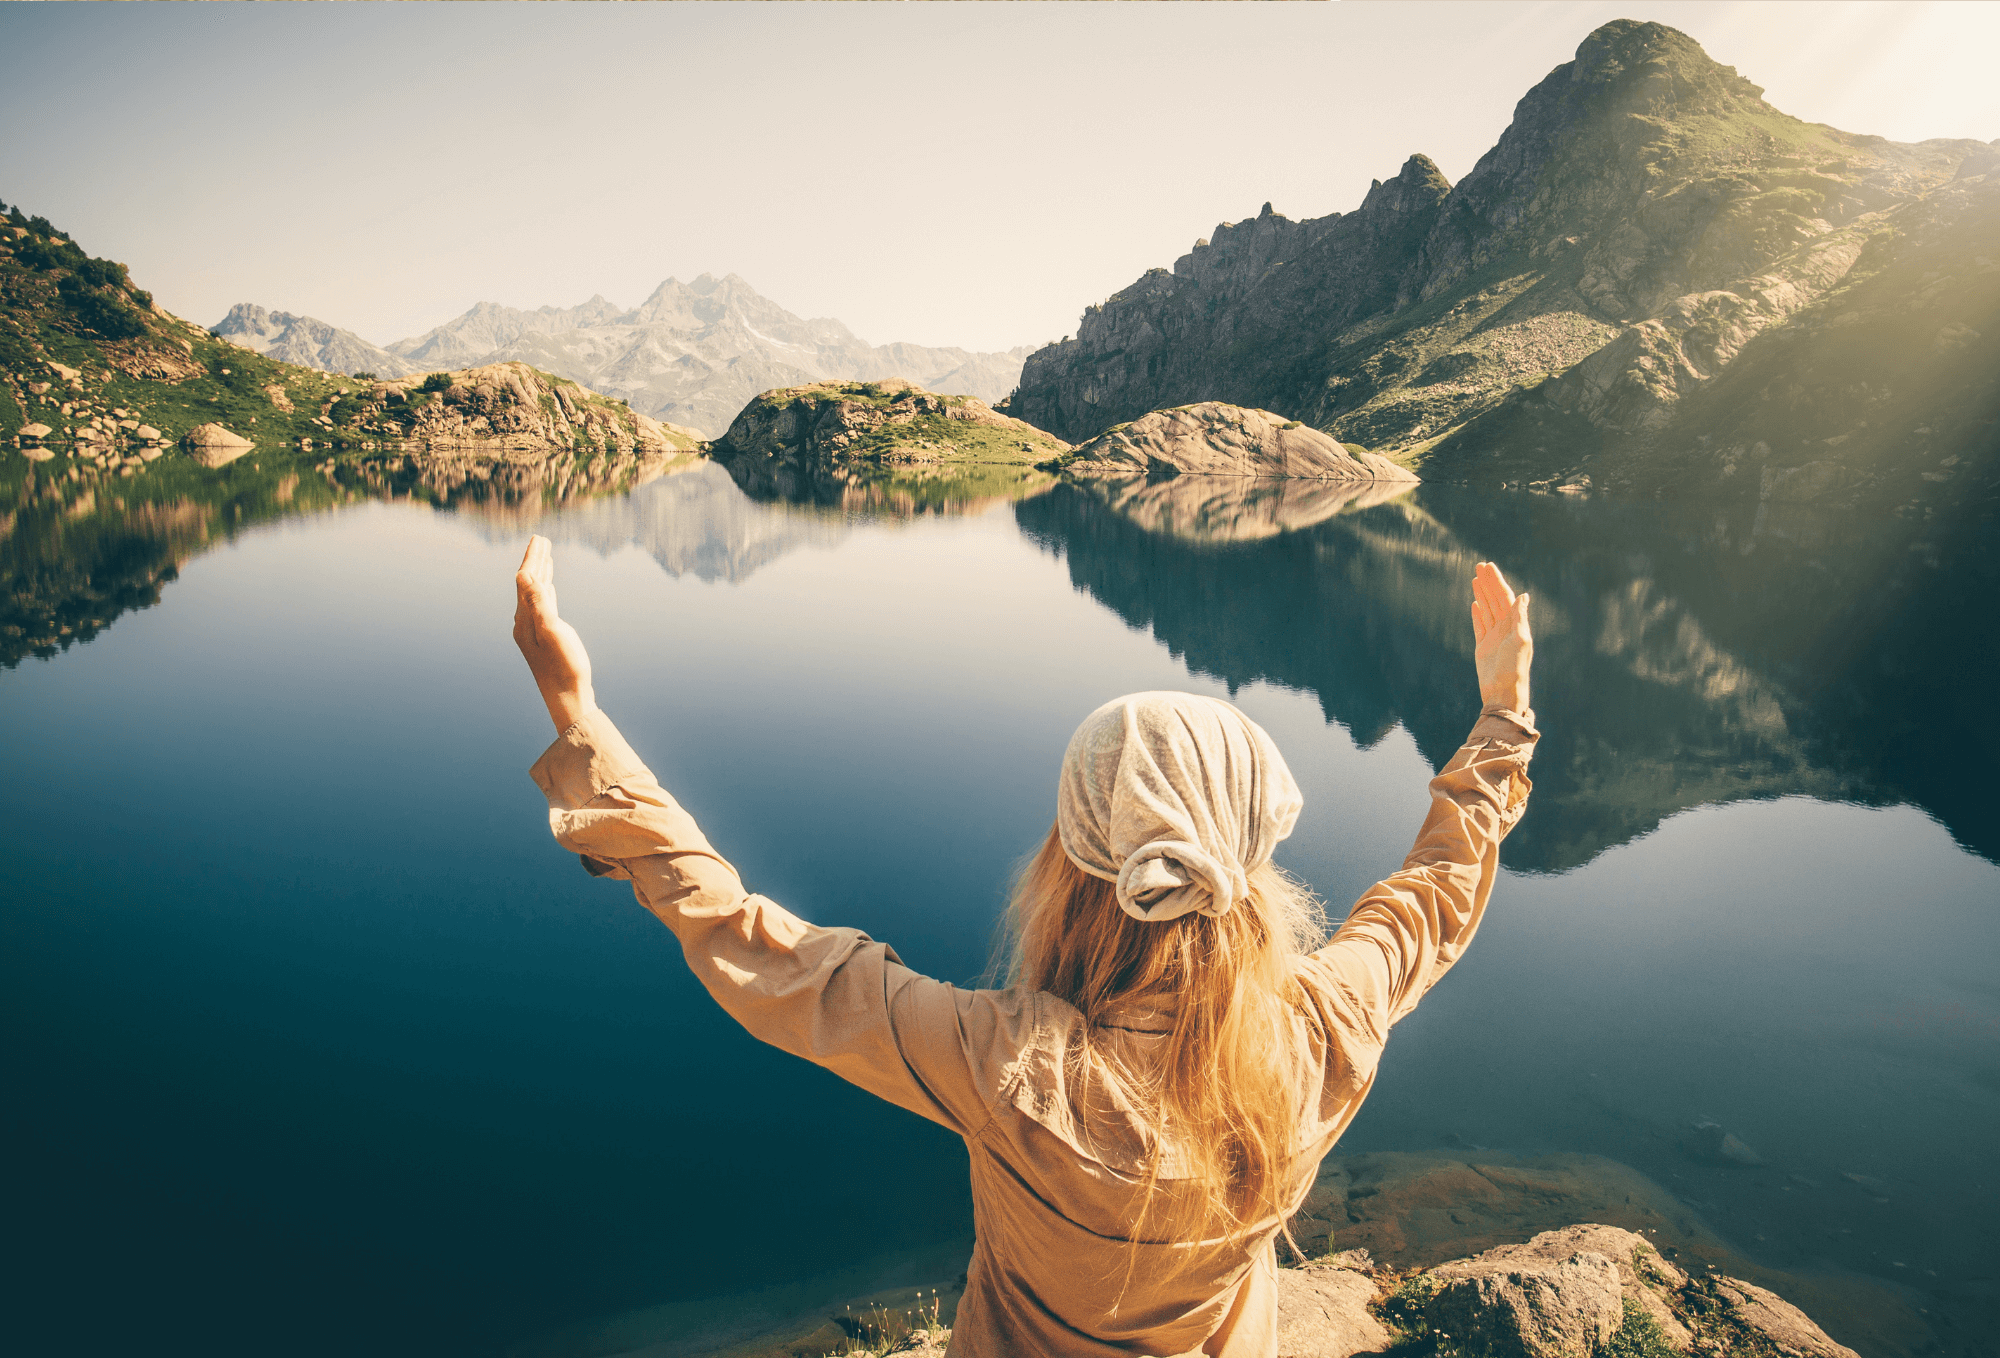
[513,536,1536,1358]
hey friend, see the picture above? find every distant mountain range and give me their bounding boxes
[213,275,1029,437]
[1008,19,2000,511]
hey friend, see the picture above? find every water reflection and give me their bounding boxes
[0,444,696,667]
[1016,481,1998,869]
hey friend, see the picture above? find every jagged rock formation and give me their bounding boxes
[1051,403,1418,481]
[385,274,1031,436]
[210,303,419,378]
[1007,21,2000,506]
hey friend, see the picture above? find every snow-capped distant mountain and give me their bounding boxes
[210,303,420,378]
[387,274,1029,436]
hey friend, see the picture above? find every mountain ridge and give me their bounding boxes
[1005,20,2000,511]
[213,273,1027,438]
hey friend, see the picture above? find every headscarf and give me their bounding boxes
[1055,691,1304,923]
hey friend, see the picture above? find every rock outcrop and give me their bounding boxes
[1005,20,2000,506]
[715,378,1068,470]
[1050,403,1418,481]
[334,362,697,455]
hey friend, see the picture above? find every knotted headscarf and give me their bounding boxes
[1056,692,1304,923]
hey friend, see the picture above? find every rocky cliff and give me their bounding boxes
[1005,21,2000,508]
[385,274,1031,436]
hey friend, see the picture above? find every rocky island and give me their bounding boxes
[708,377,1070,507]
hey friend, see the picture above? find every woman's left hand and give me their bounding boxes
[514,535,597,734]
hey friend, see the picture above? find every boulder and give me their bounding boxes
[183,422,255,468]
[1426,1243,1624,1358]
[1713,1279,1860,1358]
[136,425,162,441]
[1274,1264,1391,1357]
[18,422,52,441]
[1055,404,1419,481]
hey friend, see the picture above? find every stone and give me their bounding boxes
[1274,1264,1391,1357]
[18,422,52,440]
[28,381,49,395]
[1714,1278,1861,1358]
[1426,1244,1624,1357]
[136,425,161,441]
[48,362,80,382]
[1055,404,1419,481]
[183,422,255,468]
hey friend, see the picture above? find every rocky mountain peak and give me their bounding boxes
[1360,155,1453,216]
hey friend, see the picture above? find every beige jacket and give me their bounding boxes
[530,706,1538,1358]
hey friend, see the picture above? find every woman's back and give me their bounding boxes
[511,539,1539,1356]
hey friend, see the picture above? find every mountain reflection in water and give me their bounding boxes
[1016,477,1998,870]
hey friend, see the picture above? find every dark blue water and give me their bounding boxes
[3,461,1995,1356]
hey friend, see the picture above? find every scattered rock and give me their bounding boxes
[136,425,161,441]
[1054,403,1419,481]
[18,422,52,441]
[263,383,295,413]
[1686,1119,1764,1166]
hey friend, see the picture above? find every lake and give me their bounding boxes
[2,452,1995,1358]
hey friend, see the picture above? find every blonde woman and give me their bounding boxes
[513,536,1537,1358]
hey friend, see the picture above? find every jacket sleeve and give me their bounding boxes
[529,708,1026,1140]
[1295,705,1539,1062]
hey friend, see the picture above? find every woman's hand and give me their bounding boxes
[1471,561,1532,713]
[514,535,597,734]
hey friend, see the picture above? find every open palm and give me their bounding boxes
[1471,561,1532,712]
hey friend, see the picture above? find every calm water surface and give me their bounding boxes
[2,458,1995,1357]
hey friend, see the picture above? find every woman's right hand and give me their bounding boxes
[1471,561,1532,713]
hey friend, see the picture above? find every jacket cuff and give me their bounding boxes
[1475,703,1539,745]
[529,708,651,811]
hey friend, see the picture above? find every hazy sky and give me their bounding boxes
[3,1,1996,354]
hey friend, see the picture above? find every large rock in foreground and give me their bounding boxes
[1051,403,1418,481]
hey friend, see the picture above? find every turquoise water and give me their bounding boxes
[3,461,1994,1356]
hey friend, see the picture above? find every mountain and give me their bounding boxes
[1006,20,2000,510]
[211,303,420,378]
[385,273,1030,437]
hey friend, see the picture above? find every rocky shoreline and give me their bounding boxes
[525,1149,1913,1358]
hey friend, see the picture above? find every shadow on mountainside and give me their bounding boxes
[1014,480,1998,871]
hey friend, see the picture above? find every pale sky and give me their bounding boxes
[2,1,1996,355]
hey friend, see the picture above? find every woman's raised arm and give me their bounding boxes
[1298,563,1539,1050]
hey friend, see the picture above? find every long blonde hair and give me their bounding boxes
[994,825,1328,1264]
